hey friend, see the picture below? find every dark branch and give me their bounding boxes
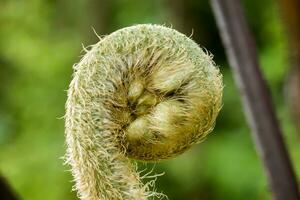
[0,176,20,200]
[210,0,300,199]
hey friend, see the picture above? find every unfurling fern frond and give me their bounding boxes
[65,24,223,200]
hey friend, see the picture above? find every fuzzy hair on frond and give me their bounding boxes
[65,24,223,200]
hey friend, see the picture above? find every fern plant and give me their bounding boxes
[65,24,223,200]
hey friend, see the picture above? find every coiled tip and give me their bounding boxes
[95,24,223,161]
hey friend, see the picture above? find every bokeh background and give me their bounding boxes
[0,0,299,199]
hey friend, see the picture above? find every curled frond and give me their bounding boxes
[65,24,223,200]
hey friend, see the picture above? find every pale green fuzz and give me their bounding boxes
[128,80,145,102]
[65,24,223,200]
[135,91,158,115]
[126,117,150,141]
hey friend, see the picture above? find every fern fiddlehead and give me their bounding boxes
[65,24,223,200]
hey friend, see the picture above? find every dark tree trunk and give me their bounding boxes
[210,0,300,199]
[0,176,19,200]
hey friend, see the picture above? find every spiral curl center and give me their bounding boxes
[98,27,222,161]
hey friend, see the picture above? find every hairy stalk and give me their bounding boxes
[65,24,223,200]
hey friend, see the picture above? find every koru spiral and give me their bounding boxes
[65,24,223,200]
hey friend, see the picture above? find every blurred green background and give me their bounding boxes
[0,0,299,199]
